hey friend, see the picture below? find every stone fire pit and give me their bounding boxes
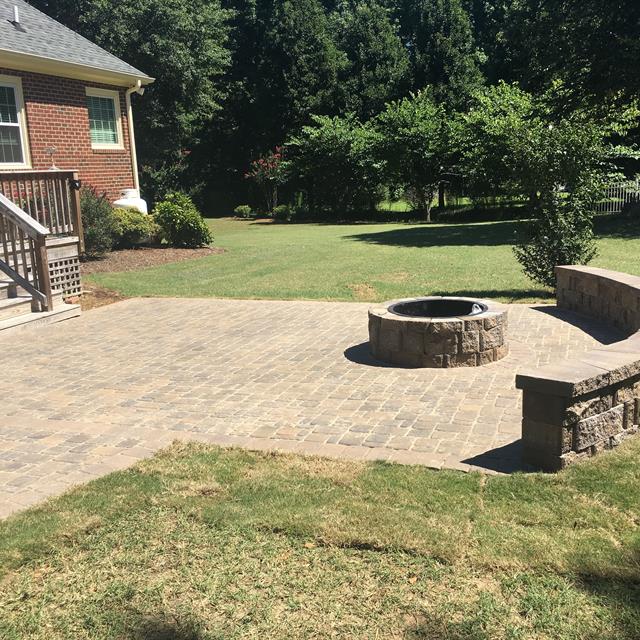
[368,296,508,368]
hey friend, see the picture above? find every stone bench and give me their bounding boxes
[516,266,640,471]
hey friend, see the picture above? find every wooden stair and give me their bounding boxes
[0,278,80,333]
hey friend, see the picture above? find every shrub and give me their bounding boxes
[113,208,161,248]
[154,192,212,248]
[272,204,292,222]
[514,193,597,289]
[234,204,253,218]
[80,187,118,258]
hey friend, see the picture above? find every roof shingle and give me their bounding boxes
[0,0,152,82]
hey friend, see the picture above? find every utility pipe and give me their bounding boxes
[125,80,144,193]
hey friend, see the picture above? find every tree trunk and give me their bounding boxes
[438,182,446,209]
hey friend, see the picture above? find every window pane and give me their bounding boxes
[0,86,19,124]
[0,126,24,164]
[87,95,118,145]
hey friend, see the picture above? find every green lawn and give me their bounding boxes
[88,215,640,304]
[1,441,639,639]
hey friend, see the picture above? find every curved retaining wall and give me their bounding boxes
[516,266,640,471]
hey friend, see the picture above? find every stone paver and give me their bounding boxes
[0,298,622,517]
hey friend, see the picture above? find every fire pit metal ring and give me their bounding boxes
[368,296,509,368]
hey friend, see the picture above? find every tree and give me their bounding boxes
[456,83,617,209]
[32,0,231,204]
[245,147,287,212]
[255,0,343,142]
[334,1,410,120]
[393,0,484,104]
[456,85,637,289]
[513,192,597,289]
[286,114,384,216]
[203,0,343,208]
[374,91,452,221]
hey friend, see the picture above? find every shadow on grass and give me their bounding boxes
[131,615,203,640]
[570,546,640,640]
[594,214,640,240]
[531,306,625,344]
[432,289,554,302]
[346,220,521,248]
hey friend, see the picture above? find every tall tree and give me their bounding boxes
[334,1,410,120]
[32,0,231,203]
[374,90,453,220]
[393,0,484,104]
[205,0,342,207]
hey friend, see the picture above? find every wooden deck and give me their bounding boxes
[0,170,83,331]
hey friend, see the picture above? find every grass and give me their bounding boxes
[0,441,639,639]
[87,215,640,304]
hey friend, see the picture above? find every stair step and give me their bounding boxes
[0,295,32,321]
[0,302,81,333]
[0,280,27,300]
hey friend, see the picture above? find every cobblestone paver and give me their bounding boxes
[0,298,621,517]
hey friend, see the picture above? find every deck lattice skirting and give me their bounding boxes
[517,266,640,471]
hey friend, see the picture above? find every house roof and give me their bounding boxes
[0,0,154,86]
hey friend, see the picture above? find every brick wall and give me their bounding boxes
[0,68,135,202]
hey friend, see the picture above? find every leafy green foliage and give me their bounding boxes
[154,192,213,248]
[286,114,384,217]
[80,187,118,258]
[32,0,231,204]
[233,205,253,219]
[334,1,410,119]
[514,193,598,288]
[112,208,160,249]
[374,91,452,220]
[396,0,484,104]
[458,83,614,206]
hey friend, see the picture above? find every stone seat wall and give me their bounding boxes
[516,266,640,471]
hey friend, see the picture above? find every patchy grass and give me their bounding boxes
[87,215,640,304]
[1,441,639,639]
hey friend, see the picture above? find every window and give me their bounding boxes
[0,76,30,168]
[85,88,123,149]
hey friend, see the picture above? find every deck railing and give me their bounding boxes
[0,192,53,311]
[0,170,84,251]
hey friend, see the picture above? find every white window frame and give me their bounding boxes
[85,87,124,150]
[0,74,31,169]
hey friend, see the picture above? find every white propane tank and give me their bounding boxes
[113,188,148,214]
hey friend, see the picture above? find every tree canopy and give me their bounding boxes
[32,0,640,208]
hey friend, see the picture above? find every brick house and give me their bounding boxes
[0,0,153,201]
[0,0,153,330]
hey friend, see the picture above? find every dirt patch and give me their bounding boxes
[378,271,410,283]
[348,283,377,300]
[81,245,224,275]
[80,284,127,311]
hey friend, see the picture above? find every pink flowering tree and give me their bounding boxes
[245,147,286,213]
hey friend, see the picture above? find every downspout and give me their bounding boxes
[125,80,143,193]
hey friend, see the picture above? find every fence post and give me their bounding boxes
[70,172,84,253]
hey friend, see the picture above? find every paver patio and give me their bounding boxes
[0,297,622,517]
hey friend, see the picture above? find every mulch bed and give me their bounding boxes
[80,245,224,275]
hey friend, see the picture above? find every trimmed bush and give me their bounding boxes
[80,187,118,258]
[113,208,161,248]
[154,192,213,248]
[234,204,253,218]
[514,193,597,289]
[272,204,293,222]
